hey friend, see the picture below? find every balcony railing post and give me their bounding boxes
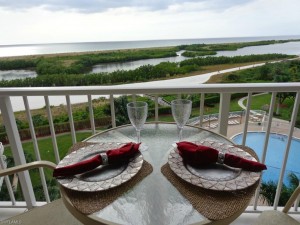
[242,93,253,146]
[88,95,96,135]
[155,94,159,122]
[66,95,77,143]
[0,96,36,208]
[110,94,116,128]
[273,91,300,209]
[218,93,231,136]
[44,96,60,164]
[199,93,205,127]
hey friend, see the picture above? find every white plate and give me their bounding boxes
[57,142,143,192]
[168,140,260,191]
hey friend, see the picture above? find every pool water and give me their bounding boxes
[232,132,300,185]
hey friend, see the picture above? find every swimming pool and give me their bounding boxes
[232,132,300,185]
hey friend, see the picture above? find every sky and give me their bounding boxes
[0,0,300,45]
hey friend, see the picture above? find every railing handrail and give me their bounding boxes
[0,82,299,96]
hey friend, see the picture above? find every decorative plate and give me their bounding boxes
[57,142,143,192]
[168,140,261,191]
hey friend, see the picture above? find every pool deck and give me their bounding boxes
[204,116,300,140]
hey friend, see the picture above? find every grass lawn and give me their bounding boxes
[247,93,295,121]
[3,131,92,196]
[241,93,271,110]
[147,95,244,122]
[4,132,92,163]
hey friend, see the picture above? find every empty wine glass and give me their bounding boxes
[171,99,192,141]
[127,101,148,143]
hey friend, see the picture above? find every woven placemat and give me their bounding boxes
[161,145,260,221]
[60,142,153,214]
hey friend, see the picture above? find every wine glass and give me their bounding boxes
[127,101,148,143]
[171,99,192,141]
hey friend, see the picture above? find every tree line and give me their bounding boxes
[0,54,294,87]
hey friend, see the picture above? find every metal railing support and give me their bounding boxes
[199,93,205,128]
[242,93,252,146]
[218,93,231,136]
[66,95,77,144]
[274,92,300,209]
[110,94,116,128]
[88,95,96,135]
[0,96,36,208]
[23,96,50,203]
[44,96,60,164]
[155,94,159,122]
[253,92,276,209]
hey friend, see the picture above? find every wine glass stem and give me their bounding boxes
[178,127,183,141]
[137,130,141,143]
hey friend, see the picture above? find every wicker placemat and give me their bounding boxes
[60,142,153,214]
[161,145,260,221]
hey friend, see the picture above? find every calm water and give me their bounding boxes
[92,50,187,73]
[0,70,37,80]
[232,132,300,186]
[91,41,300,73]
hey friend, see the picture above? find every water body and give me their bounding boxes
[216,41,300,57]
[91,41,300,73]
[92,50,187,73]
[0,70,37,80]
[232,132,300,186]
[1,35,300,57]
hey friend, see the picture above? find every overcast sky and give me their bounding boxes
[0,0,299,45]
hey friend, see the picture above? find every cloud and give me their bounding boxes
[0,0,299,45]
[0,0,253,13]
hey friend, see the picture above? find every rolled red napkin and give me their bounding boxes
[53,142,140,177]
[176,141,267,172]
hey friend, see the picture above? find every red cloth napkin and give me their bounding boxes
[176,141,267,172]
[53,142,140,177]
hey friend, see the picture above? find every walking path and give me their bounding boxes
[237,92,268,110]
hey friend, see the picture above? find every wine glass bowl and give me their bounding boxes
[171,99,192,141]
[127,101,148,143]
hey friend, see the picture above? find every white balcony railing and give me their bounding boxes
[0,83,299,216]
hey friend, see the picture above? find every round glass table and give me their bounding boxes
[60,122,253,225]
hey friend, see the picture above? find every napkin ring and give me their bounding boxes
[217,152,225,164]
[100,153,109,165]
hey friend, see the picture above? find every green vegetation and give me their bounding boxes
[180,54,293,67]
[182,50,216,57]
[0,39,298,79]
[0,132,92,201]
[0,48,178,75]
[221,60,300,83]
[261,173,299,206]
[0,54,294,87]
[0,98,111,144]
[179,39,300,57]
[219,59,300,126]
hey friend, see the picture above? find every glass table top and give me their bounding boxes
[85,122,233,225]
